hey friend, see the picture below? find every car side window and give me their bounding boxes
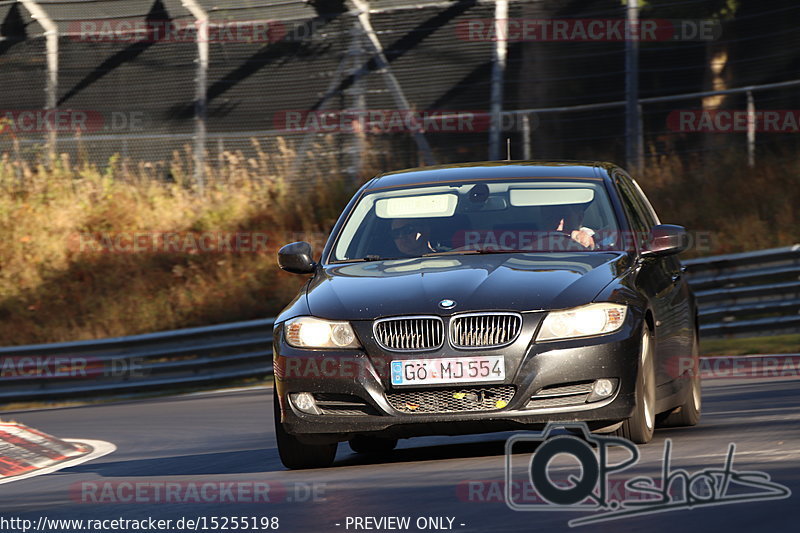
[628,179,659,228]
[614,175,648,249]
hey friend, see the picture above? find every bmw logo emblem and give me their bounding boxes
[439,299,456,309]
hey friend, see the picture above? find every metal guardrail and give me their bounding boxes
[684,244,800,338]
[0,245,796,404]
[0,319,274,403]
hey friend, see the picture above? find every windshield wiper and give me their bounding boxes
[342,254,407,262]
[422,250,482,256]
[423,249,536,256]
[471,248,538,254]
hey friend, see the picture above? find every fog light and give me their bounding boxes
[594,379,614,397]
[291,392,319,414]
[587,378,618,403]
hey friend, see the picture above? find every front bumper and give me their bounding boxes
[273,317,643,444]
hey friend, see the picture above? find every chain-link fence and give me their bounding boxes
[1,0,799,187]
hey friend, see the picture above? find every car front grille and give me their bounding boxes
[386,385,515,414]
[525,382,593,410]
[450,313,522,348]
[374,316,444,351]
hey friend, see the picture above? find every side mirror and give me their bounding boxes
[278,241,316,274]
[642,224,688,257]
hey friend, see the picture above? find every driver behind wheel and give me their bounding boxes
[540,203,596,249]
[390,219,436,256]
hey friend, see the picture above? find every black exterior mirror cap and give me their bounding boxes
[278,241,316,274]
[642,224,689,257]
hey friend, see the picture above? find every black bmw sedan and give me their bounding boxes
[272,161,701,469]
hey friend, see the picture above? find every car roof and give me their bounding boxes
[366,160,619,190]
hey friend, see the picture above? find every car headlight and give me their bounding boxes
[537,303,628,341]
[284,317,361,349]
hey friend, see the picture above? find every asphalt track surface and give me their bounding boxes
[1,376,798,533]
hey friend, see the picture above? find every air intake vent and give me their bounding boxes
[525,382,593,410]
[312,393,379,416]
[450,313,522,348]
[386,385,515,414]
[374,316,444,351]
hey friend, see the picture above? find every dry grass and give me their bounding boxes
[638,150,800,256]
[0,138,366,345]
[0,142,796,345]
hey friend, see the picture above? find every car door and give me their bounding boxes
[629,176,694,387]
[613,171,687,390]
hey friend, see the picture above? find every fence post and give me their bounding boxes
[346,16,367,182]
[625,0,643,172]
[19,0,58,165]
[521,113,532,160]
[746,90,755,168]
[182,1,208,192]
[488,0,508,161]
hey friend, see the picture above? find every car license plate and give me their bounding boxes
[391,355,505,386]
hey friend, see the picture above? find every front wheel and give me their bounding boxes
[273,389,337,469]
[615,325,655,444]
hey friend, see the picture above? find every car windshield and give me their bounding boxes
[331,179,625,262]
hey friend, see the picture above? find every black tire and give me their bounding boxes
[273,389,337,469]
[349,435,398,454]
[660,334,701,427]
[615,325,656,444]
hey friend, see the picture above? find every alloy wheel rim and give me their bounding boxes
[642,330,654,430]
[692,370,702,412]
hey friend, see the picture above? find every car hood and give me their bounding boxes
[305,253,632,320]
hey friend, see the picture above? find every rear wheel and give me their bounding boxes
[615,325,655,444]
[349,435,398,454]
[660,335,701,427]
[273,389,337,469]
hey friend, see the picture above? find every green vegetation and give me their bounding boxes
[700,333,800,356]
